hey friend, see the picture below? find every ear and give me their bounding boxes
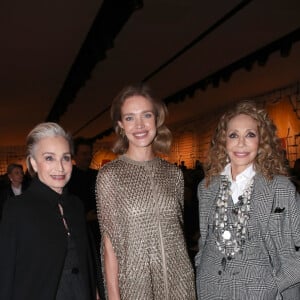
[30,156,38,173]
[118,120,124,129]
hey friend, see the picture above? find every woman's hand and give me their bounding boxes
[96,288,101,300]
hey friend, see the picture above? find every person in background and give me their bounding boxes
[0,122,97,300]
[180,160,187,170]
[0,163,27,219]
[96,84,196,299]
[68,136,105,299]
[68,137,98,223]
[195,101,300,299]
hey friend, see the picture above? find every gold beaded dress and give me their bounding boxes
[96,155,195,300]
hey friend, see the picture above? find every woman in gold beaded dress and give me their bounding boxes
[96,84,195,300]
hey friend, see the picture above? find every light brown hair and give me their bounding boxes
[110,83,172,155]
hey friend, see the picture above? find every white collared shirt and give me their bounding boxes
[221,163,256,204]
[12,185,22,196]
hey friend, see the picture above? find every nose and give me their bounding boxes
[237,136,246,146]
[56,160,64,172]
[135,117,145,128]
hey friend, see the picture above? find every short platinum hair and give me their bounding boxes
[26,122,73,176]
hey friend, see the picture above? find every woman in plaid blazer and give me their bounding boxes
[195,101,300,299]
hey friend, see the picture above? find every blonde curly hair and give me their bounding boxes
[205,100,288,186]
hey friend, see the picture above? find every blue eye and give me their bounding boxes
[45,156,53,161]
[144,112,153,118]
[124,116,133,121]
[63,155,71,162]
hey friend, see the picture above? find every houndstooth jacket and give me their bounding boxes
[196,173,300,300]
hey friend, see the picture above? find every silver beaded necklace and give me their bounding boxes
[214,175,254,259]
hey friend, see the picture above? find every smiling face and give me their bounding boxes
[226,114,259,179]
[118,95,157,157]
[30,136,72,194]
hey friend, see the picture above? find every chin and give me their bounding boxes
[52,181,67,188]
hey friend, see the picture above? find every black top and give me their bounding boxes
[0,177,95,300]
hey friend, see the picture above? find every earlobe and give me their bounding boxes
[118,121,126,138]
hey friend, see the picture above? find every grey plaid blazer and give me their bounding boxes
[195,174,300,300]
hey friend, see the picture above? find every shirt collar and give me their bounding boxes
[221,163,256,183]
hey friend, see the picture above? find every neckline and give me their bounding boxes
[28,177,66,207]
[119,154,160,166]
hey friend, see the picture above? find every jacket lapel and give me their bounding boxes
[251,174,274,237]
[199,178,220,244]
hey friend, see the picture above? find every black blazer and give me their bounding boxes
[0,177,95,300]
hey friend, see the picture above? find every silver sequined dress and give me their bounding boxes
[96,155,196,300]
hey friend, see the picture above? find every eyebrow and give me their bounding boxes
[42,152,55,155]
[228,128,258,131]
[42,152,71,155]
[122,110,154,116]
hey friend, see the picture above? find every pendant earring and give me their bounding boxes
[226,156,230,163]
[120,128,125,138]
